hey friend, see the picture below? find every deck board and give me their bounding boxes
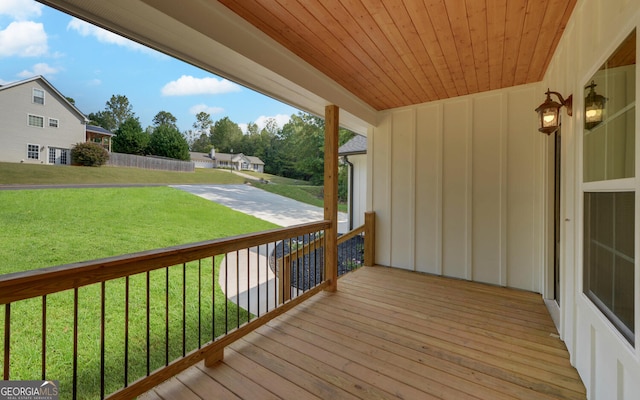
[142,266,586,400]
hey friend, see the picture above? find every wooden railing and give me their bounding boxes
[277,211,376,303]
[0,221,329,400]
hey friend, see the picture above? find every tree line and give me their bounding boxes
[89,94,355,185]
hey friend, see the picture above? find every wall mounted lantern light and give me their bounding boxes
[535,89,573,135]
[584,80,606,130]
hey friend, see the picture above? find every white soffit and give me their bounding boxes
[38,0,376,134]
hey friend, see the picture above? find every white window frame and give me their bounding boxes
[27,114,44,128]
[27,144,40,160]
[48,118,59,128]
[32,88,45,105]
[578,27,638,348]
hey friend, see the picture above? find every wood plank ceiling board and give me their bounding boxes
[486,0,508,91]
[219,0,577,111]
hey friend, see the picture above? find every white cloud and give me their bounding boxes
[255,114,291,131]
[0,0,42,20]
[0,21,47,57]
[67,18,156,54]
[86,78,102,86]
[189,103,224,115]
[238,123,248,134]
[17,62,59,78]
[162,75,241,96]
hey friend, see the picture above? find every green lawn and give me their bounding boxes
[0,163,347,212]
[0,187,278,399]
[0,162,245,185]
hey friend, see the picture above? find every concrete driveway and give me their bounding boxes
[172,184,348,232]
[172,184,349,315]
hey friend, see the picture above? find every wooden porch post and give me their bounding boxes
[364,211,375,266]
[324,105,339,292]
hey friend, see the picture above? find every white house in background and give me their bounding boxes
[0,76,88,165]
[189,149,265,172]
[338,134,366,230]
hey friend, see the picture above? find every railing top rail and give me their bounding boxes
[0,220,331,305]
[337,224,365,244]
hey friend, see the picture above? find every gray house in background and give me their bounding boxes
[0,76,88,165]
[190,149,265,172]
[339,134,366,230]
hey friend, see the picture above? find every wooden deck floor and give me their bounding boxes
[141,266,586,400]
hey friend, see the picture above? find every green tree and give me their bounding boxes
[112,117,149,155]
[152,111,178,129]
[210,117,243,152]
[87,111,114,131]
[193,112,213,135]
[190,133,213,153]
[245,122,259,136]
[281,113,325,183]
[148,124,190,160]
[90,94,135,131]
[105,94,134,131]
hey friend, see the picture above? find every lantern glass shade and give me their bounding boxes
[535,94,562,134]
[584,80,606,130]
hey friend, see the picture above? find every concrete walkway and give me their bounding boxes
[172,184,348,315]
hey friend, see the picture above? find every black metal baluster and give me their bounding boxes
[266,243,270,313]
[124,276,130,387]
[256,245,261,318]
[211,256,220,342]
[4,303,10,380]
[165,268,169,366]
[287,237,291,302]
[73,288,78,400]
[236,250,240,328]
[198,259,202,349]
[182,263,186,357]
[225,255,228,335]
[247,248,250,322]
[313,233,317,287]
[146,272,150,376]
[100,282,105,399]
[41,296,46,380]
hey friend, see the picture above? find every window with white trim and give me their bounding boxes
[27,144,40,160]
[33,88,44,105]
[28,114,44,128]
[583,29,636,345]
[49,118,59,128]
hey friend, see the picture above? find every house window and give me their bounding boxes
[584,192,635,344]
[33,88,45,105]
[27,144,40,160]
[28,114,44,128]
[582,29,636,345]
[49,118,59,128]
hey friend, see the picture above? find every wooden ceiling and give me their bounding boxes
[219,0,577,111]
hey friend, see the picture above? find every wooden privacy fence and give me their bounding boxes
[107,152,195,172]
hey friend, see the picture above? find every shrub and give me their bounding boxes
[71,142,109,167]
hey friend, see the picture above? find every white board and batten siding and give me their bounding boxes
[541,0,640,399]
[368,83,545,293]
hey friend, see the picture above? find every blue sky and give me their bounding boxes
[0,0,297,133]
